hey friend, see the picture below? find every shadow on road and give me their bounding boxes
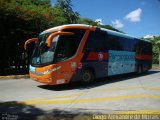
[0,101,43,120]
[0,101,93,120]
[38,70,160,91]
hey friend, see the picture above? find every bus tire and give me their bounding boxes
[81,69,94,84]
[137,65,143,74]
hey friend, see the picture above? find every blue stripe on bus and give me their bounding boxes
[108,50,136,76]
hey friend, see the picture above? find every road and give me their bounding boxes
[0,70,160,119]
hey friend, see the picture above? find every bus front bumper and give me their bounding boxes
[29,71,69,85]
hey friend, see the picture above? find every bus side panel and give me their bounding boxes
[135,39,152,72]
[53,29,92,84]
[82,51,108,78]
[136,60,152,72]
[70,52,108,82]
[108,50,136,76]
[70,29,152,82]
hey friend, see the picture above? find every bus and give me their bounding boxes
[24,24,152,85]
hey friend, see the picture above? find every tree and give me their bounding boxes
[78,18,121,32]
[54,0,80,23]
[78,18,98,26]
[145,36,160,64]
[31,0,51,7]
[9,0,51,7]
[99,24,121,32]
[0,0,55,73]
[0,0,124,75]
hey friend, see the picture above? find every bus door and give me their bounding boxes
[49,29,85,84]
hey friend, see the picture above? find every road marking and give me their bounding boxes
[34,86,160,100]
[26,93,82,102]
[18,94,160,105]
[144,87,160,90]
[98,87,140,92]
[1,86,159,106]
[16,86,160,104]
[98,86,160,92]
[118,109,160,114]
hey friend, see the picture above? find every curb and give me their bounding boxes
[0,74,29,79]
[0,67,159,79]
[152,66,160,70]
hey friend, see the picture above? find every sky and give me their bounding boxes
[51,0,160,38]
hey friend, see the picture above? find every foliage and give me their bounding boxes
[144,36,160,64]
[78,18,98,26]
[78,18,121,32]
[54,0,80,24]
[99,24,121,32]
[0,0,56,71]
[0,0,120,75]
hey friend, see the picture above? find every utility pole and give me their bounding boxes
[157,41,160,67]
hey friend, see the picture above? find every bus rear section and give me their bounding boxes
[74,28,152,81]
[24,24,152,85]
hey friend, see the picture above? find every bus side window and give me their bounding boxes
[84,31,106,51]
[136,45,142,54]
[55,29,85,62]
[141,42,152,55]
[105,34,122,51]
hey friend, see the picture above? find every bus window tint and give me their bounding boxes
[105,34,122,51]
[118,37,128,51]
[118,37,138,51]
[85,31,106,51]
[138,40,152,55]
[55,29,85,62]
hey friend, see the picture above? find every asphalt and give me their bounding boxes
[0,69,160,120]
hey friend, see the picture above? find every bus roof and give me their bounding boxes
[98,26,151,43]
[41,24,150,43]
[44,24,91,33]
[98,27,134,39]
[43,24,134,39]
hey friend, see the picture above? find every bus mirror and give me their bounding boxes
[24,38,38,50]
[47,32,74,47]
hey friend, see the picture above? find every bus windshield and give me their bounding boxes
[31,29,85,66]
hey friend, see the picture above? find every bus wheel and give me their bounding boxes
[81,70,94,84]
[137,65,142,74]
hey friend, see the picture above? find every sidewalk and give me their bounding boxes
[152,64,160,70]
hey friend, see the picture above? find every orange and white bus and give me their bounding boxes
[25,24,152,85]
